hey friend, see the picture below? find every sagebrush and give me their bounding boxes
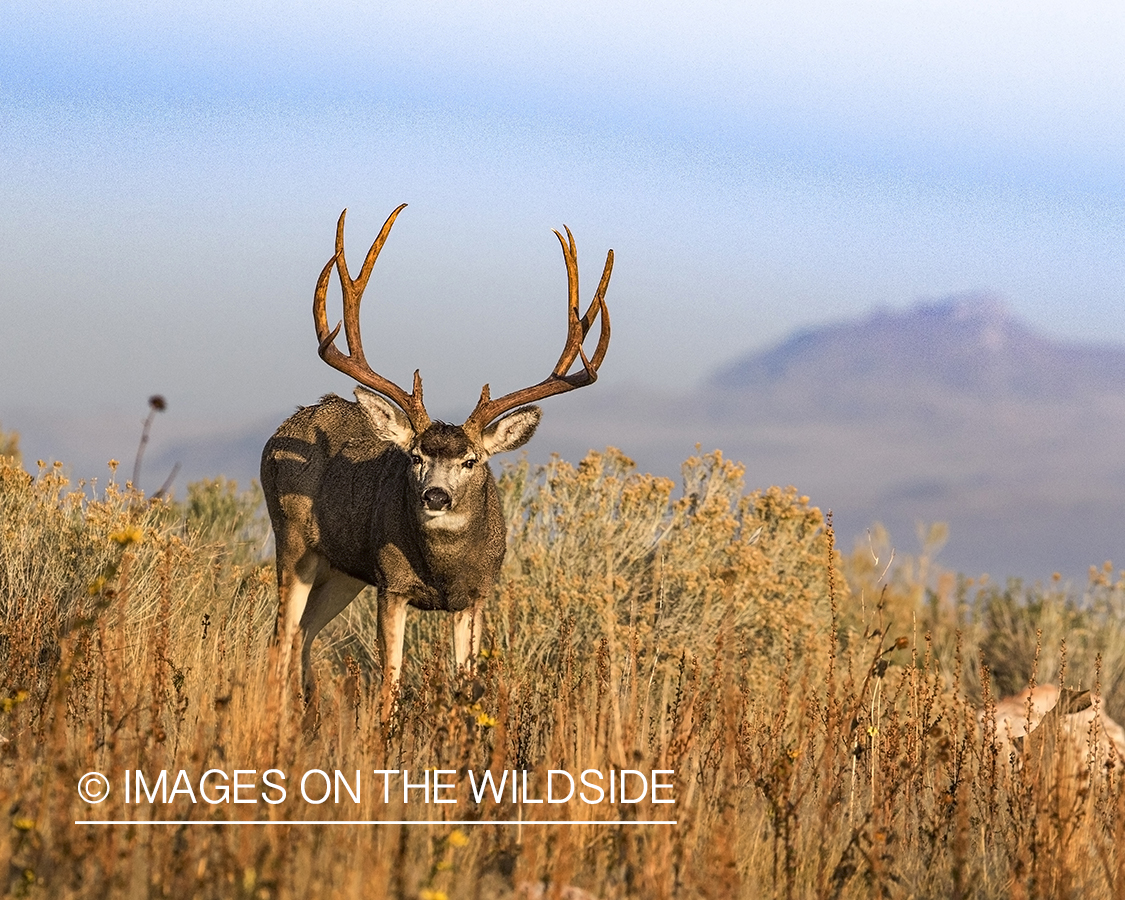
[2,444,1124,899]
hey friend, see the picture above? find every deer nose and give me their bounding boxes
[422,488,452,511]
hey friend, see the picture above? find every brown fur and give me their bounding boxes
[981,684,1125,812]
[261,390,539,701]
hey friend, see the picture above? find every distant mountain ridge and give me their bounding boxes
[710,294,1125,410]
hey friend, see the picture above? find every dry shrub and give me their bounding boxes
[0,423,19,466]
[1,449,1124,899]
[848,522,1125,723]
[494,449,839,685]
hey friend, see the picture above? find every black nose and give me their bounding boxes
[422,488,452,511]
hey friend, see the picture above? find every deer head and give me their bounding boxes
[312,205,613,521]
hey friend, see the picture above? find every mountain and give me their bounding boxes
[710,294,1125,412]
[534,295,1125,583]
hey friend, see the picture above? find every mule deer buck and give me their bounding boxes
[261,205,612,708]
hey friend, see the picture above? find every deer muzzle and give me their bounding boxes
[422,487,452,512]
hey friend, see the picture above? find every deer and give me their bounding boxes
[261,204,612,711]
[982,684,1125,763]
[980,684,1125,810]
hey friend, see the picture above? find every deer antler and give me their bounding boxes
[463,226,613,437]
[313,206,432,433]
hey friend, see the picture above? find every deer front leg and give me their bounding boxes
[452,605,483,674]
[377,590,409,715]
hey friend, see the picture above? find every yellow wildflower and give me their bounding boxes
[1,691,30,713]
[109,526,143,546]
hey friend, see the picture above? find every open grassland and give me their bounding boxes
[2,443,1125,899]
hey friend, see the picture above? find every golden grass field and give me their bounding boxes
[2,435,1125,898]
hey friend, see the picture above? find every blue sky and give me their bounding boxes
[2,1,1124,473]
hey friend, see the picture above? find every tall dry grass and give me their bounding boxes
[1,445,1124,898]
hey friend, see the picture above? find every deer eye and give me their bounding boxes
[411,455,423,467]
[462,459,476,470]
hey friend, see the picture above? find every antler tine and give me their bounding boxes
[562,226,612,374]
[551,226,582,377]
[313,206,431,432]
[549,227,612,380]
[335,205,407,367]
[463,226,613,436]
[587,250,613,370]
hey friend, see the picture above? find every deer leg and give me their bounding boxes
[452,605,483,674]
[275,557,316,694]
[377,590,409,714]
[299,570,366,701]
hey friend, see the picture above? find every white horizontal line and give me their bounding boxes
[75,819,677,826]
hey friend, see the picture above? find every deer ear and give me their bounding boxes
[354,387,416,449]
[481,406,541,455]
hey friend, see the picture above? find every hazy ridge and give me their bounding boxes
[538,294,1125,582]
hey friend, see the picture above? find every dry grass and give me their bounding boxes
[2,447,1124,899]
